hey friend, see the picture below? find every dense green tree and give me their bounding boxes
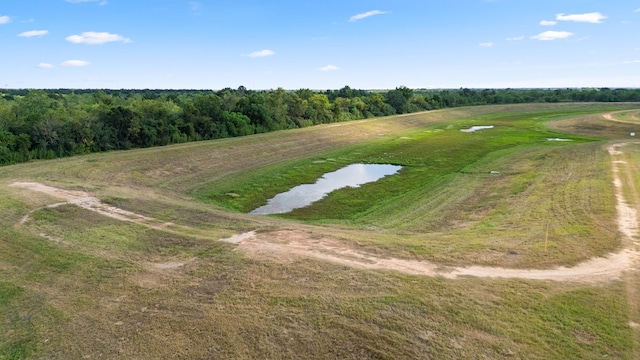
[99,106,135,149]
[223,111,254,137]
[308,94,332,124]
[365,93,395,116]
[1,86,639,166]
[0,129,15,163]
[386,86,413,114]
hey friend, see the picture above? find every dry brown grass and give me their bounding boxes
[2,103,640,359]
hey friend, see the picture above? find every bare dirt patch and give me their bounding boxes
[10,182,174,230]
[220,231,638,283]
[152,262,186,269]
[608,144,640,239]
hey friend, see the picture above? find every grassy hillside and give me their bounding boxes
[1,103,639,359]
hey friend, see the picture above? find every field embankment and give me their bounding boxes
[2,103,640,359]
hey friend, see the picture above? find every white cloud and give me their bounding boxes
[38,63,54,69]
[479,42,494,47]
[18,30,49,38]
[539,20,557,26]
[556,12,607,24]
[318,65,340,72]
[0,15,10,24]
[623,60,640,64]
[62,60,90,67]
[247,49,275,58]
[635,8,640,13]
[66,31,131,45]
[349,10,388,22]
[506,36,524,41]
[531,31,574,41]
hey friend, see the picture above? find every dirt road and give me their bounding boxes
[218,141,640,283]
[9,141,640,283]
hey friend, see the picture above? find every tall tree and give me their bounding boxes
[386,86,413,114]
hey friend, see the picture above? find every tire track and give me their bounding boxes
[10,141,640,283]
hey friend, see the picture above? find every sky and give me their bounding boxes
[1,0,639,90]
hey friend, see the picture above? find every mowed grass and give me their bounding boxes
[0,212,634,359]
[194,110,601,216]
[1,103,639,359]
[193,108,619,267]
[610,110,640,123]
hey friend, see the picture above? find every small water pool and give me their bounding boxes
[249,163,402,215]
[460,125,494,133]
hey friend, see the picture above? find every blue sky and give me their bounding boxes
[1,0,639,89]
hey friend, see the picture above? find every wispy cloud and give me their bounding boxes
[479,42,494,47]
[531,31,574,41]
[622,60,640,64]
[189,1,202,15]
[539,20,557,26]
[66,31,131,45]
[634,8,640,13]
[0,15,10,24]
[506,36,524,41]
[318,65,340,72]
[556,12,607,24]
[62,60,90,67]
[38,63,54,69]
[247,49,275,58]
[349,10,388,22]
[18,30,49,38]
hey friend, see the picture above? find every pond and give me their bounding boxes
[249,163,402,215]
[460,125,494,133]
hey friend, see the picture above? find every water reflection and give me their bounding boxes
[250,164,402,215]
[460,125,494,133]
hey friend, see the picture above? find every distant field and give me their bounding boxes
[2,103,640,359]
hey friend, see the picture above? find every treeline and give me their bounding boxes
[1,86,639,165]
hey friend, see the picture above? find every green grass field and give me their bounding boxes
[2,103,640,359]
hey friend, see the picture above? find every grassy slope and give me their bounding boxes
[193,108,618,268]
[1,103,639,359]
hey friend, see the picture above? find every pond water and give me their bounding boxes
[460,125,494,133]
[249,164,402,215]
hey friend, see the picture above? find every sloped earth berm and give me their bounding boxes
[9,142,640,284]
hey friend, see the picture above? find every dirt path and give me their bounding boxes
[10,182,174,230]
[221,229,638,283]
[221,142,640,284]
[603,111,640,123]
[608,142,640,357]
[9,142,640,283]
